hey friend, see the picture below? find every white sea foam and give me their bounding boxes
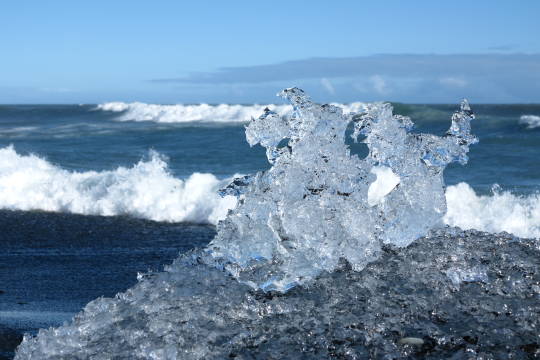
[0,146,236,224]
[519,114,540,129]
[444,182,540,239]
[95,101,365,123]
[1,147,539,239]
[95,102,292,123]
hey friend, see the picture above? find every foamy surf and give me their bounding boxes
[95,102,292,123]
[444,182,540,239]
[0,146,236,224]
[95,101,365,123]
[1,146,539,239]
[519,114,540,129]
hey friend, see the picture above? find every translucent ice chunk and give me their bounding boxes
[207,88,477,292]
[446,266,489,288]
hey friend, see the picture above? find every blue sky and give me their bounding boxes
[1,0,539,103]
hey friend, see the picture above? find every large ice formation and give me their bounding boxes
[207,88,477,291]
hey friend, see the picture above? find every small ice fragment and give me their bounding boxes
[445,266,488,287]
[218,175,253,197]
[398,337,424,345]
[367,166,400,206]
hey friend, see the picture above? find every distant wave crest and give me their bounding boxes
[0,146,236,224]
[95,102,365,123]
[519,114,540,129]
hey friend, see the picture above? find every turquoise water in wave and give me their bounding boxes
[0,103,539,195]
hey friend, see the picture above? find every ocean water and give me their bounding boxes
[1,100,540,358]
[0,102,538,188]
[1,102,539,230]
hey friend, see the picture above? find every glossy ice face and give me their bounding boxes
[208,88,477,292]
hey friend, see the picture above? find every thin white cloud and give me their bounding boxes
[151,54,540,86]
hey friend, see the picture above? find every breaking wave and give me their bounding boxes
[0,147,539,239]
[0,146,236,224]
[444,182,540,239]
[519,114,540,129]
[95,101,365,123]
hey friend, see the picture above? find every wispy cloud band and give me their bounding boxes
[151,54,540,85]
[148,54,540,103]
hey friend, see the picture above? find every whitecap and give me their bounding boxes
[444,182,540,239]
[0,146,236,224]
[95,101,366,123]
[519,114,540,129]
[2,146,539,239]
